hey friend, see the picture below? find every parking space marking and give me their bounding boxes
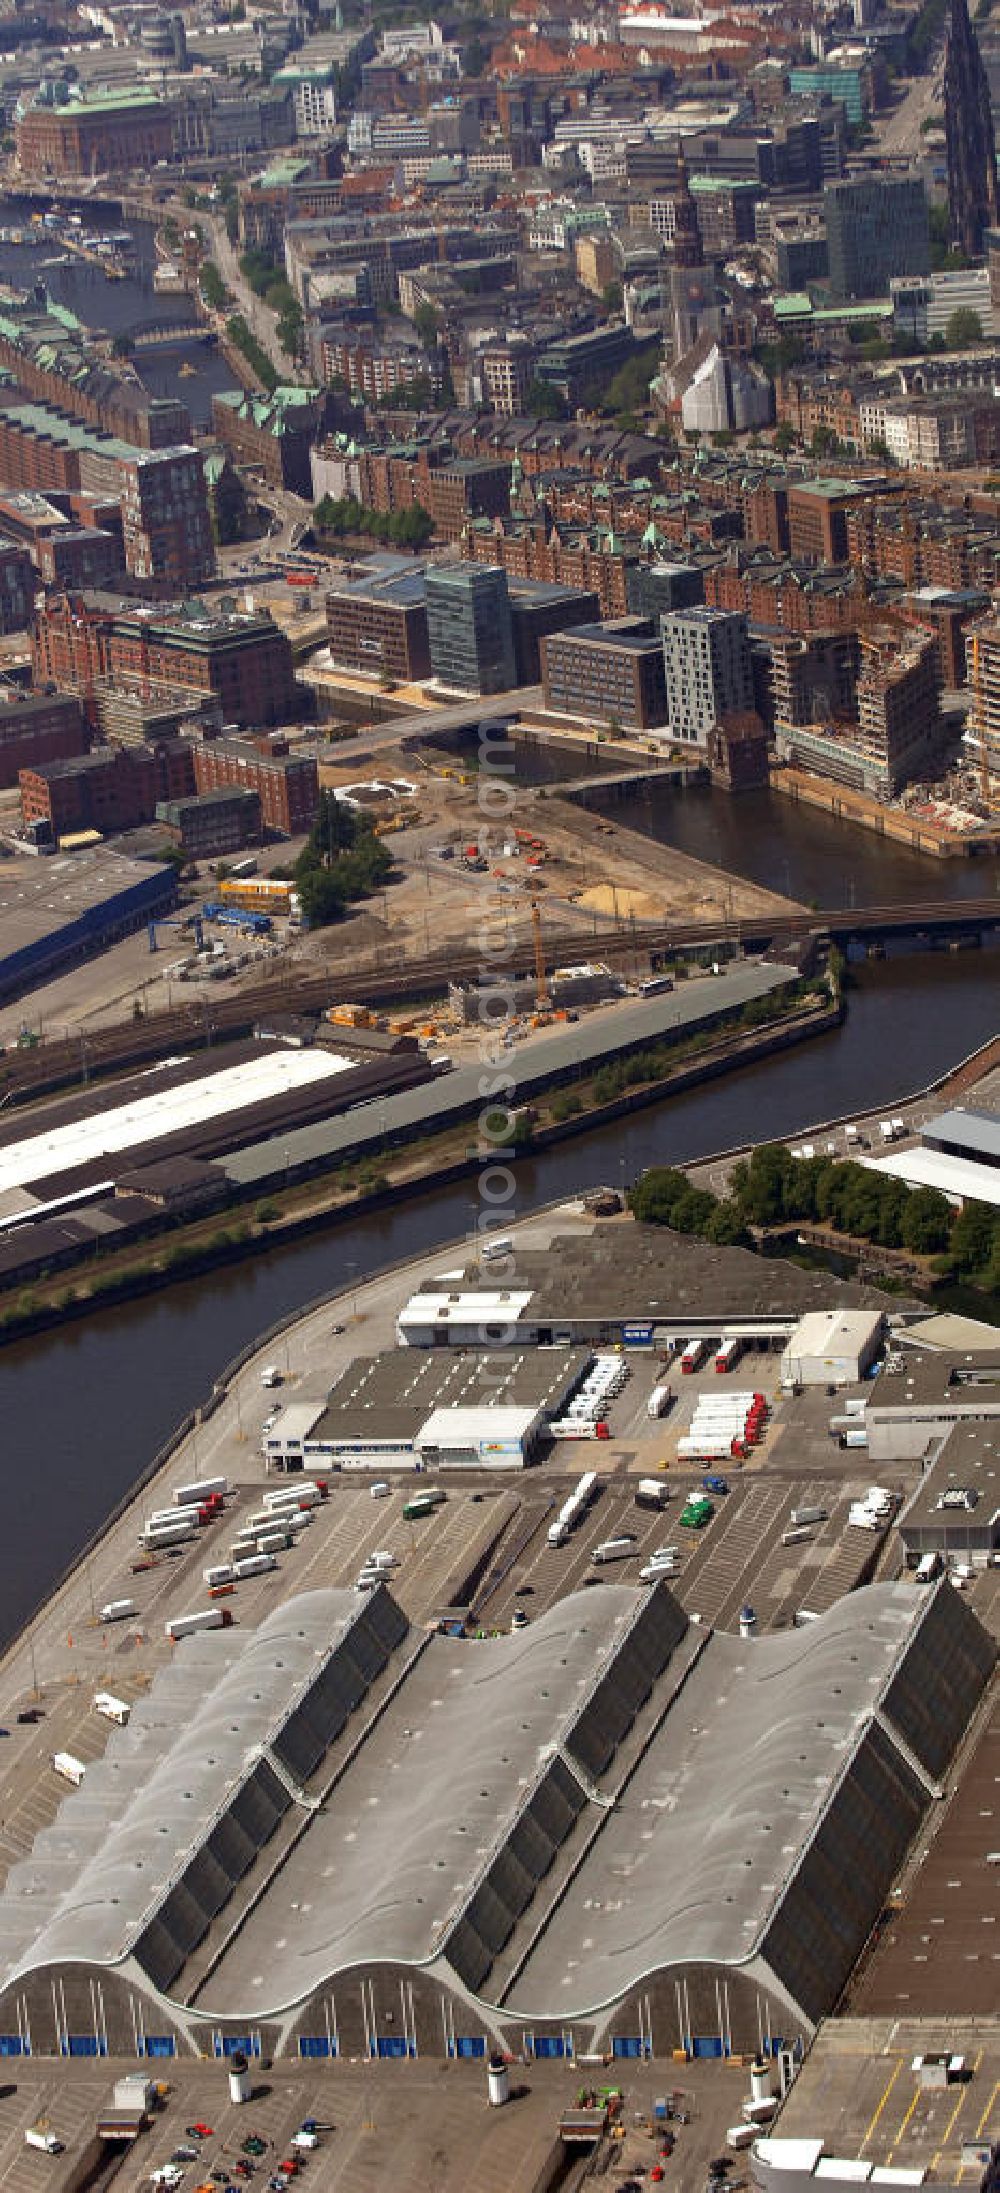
[858,2058,903,2153]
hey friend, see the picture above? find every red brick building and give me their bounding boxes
[33,598,298,730]
[19,740,195,838]
[16,89,173,180]
[192,737,318,836]
[0,689,87,790]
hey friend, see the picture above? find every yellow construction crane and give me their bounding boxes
[530,895,551,1012]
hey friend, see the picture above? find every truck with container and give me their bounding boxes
[715,1338,743,1374]
[25,2128,64,2155]
[547,1469,599,1546]
[590,1536,637,1565]
[93,1692,130,1726]
[231,1552,278,1580]
[403,1488,446,1521]
[647,1383,674,1420]
[204,1563,234,1589]
[680,1497,714,1529]
[791,1505,828,1528]
[680,1338,708,1374]
[173,1476,227,1507]
[165,1607,233,1641]
[263,1480,326,1508]
[100,1599,136,1623]
[635,1479,672,1511]
[53,1753,86,1786]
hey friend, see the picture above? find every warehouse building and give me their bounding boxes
[262,1344,590,1468]
[396,1231,903,1349]
[780,1310,884,1389]
[864,1105,1000,1210]
[0,1578,988,2062]
[0,850,176,1004]
[0,1038,436,1217]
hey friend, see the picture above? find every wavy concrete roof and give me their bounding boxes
[0,1589,404,1984]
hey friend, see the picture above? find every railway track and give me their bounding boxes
[2,896,998,1104]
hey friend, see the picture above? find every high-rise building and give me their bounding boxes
[425,565,516,694]
[944,0,1000,256]
[825,176,930,300]
[662,607,754,746]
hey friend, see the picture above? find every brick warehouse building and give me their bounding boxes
[15,86,173,179]
[33,598,297,731]
[0,689,87,790]
[19,741,196,839]
[325,567,432,682]
[192,737,318,835]
[0,408,212,587]
[0,294,190,448]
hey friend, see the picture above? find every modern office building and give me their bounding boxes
[825,175,930,299]
[626,560,705,622]
[662,607,754,746]
[540,619,668,730]
[424,564,516,694]
[326,566,431,682]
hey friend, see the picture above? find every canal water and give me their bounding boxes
[439,726,1000,907]
[0,200,240,427]
[0,948,998,1643]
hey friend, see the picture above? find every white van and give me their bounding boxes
[480,1236,514,1264]
[261,1364,282,1388]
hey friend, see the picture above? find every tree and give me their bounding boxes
[601,280,624,316]
[899,1187,953,1256]
[773,421,797,454]
[525,377,567,420]
[414,300,440,353]
[949,1199,997,1275]
[811,424,840,458]
[945,306,983,347]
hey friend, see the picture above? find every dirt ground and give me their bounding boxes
[0,741,801,1043]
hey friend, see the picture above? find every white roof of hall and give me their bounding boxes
[200,1586,645,2016]
[0,1591,362,1982]
[504,1585,918,2016]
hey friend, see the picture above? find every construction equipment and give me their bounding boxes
[530,894,551,1011]
[147,914,204,954]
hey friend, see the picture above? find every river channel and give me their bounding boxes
[0,947,998,1642]
[0,198,240,426]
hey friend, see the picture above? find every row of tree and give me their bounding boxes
[312,495,433,549]
[630,1140,1000,1288]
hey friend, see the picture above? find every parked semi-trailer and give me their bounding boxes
[141,1521,198,1549]
[173,1475,227,1507]
[165,1607,233,1641]
[547,1469,599,1546]
[231,1553,278,1580]
[647,1383,674,1420]
[680,1338,708,1373]
[715,1338,743,1373]
[100,1599,136,1623]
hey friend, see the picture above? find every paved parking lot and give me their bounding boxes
[0,2054,753,2193]
[773,2017,1000,2181]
